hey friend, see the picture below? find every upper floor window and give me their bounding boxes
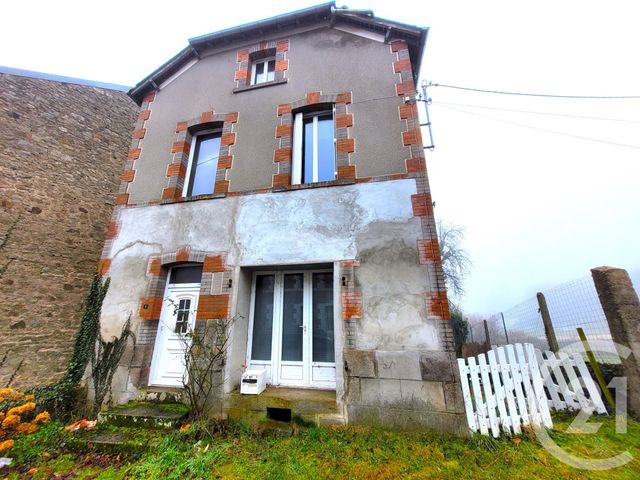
[183,130,221,197]
[291,106,335,185]
[251,57,275,85]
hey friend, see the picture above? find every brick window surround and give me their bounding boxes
[341,260,361,349]
[235,39,289,90]
[130,248,232,389]
[139,247,233,324]
[273,91,354,188]
[162,111,239,201]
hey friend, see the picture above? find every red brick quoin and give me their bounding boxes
[274,91,354,187]
[162,111,239,201]
[235,39,289,88]
[138,249,232,323]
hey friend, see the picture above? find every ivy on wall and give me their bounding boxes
[66,275,110,384]
[91,315,132,416]
[31,274,110,419]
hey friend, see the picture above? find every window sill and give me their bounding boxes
[125,174,416,209]
[233,78,288,94]
[273,178,356,192]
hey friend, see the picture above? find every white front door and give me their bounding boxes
[247,270,335,389]
[149,283,200,387]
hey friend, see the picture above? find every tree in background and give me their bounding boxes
[437,220,472,300]
[450,306,469,357]
[437,220,472,356]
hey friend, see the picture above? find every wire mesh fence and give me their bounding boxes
[467,275,619,364]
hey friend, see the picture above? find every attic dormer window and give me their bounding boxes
[234,40,289,92]
[251,57,275,85]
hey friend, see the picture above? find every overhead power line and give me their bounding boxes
[429,82,640,100]
[433,103,640,150]
[437,101,640,124]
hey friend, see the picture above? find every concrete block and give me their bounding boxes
[317,413,346,426]
[346,404,468,435]
[591,266,640,419]
[443,382,465,413]
[400,380,446,411]
[360,378,401,406]
[346,376,361,403]
[343,349,376,378]
[376,351,421,380]
[419,351,456,382]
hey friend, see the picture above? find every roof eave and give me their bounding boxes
[333,12,428,82]
[414,26,429,82]
[188,2,335,47]
[128,3,429,105]
[128,2,336,105]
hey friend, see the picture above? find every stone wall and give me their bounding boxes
[0,71,137,389]
[343,349,466,433]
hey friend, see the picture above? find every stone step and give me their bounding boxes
[67,429,161,456]
[316,413,346,426]
[135,389,184,404]
[255,419,295,437]
[98,401,189,429]
[226,386,339,425]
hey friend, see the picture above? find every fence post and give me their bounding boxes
[536,292,559,352]
[577,327,616,411]
[501,312,509,344]
[591,266,640,420]
[483,319,491,347]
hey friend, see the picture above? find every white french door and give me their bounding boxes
[149,281,200,387]
[246,270,335,389]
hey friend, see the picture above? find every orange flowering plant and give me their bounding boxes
[0,388,50,454]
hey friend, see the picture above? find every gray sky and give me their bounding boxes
[2,0,638,314]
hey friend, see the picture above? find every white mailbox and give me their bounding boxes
[240,369,267,395]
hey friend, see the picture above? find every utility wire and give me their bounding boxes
[429,83,640,99]
[437,101,640,124]
[433,103,640,150]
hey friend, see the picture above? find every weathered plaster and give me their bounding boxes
[224,267,252,395]
[355,225,440,351]
[102,178,452,422]
[101,179,416,337]
[105,176,419,298]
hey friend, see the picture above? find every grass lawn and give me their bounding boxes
[2,414,639,479]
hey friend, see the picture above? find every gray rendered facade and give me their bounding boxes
[98,3,465,433]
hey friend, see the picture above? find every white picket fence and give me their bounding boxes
[457,343,606,437]
[535,349,607,415]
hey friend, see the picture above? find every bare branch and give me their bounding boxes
[179,316,237,421]
[437,219,472,300]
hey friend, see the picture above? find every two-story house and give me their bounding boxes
[98,2,465,433]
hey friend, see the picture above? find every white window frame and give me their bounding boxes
[245,269,336,388]
[291,107,336,185]
[250,57,276,85]
[182,128,221,197]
